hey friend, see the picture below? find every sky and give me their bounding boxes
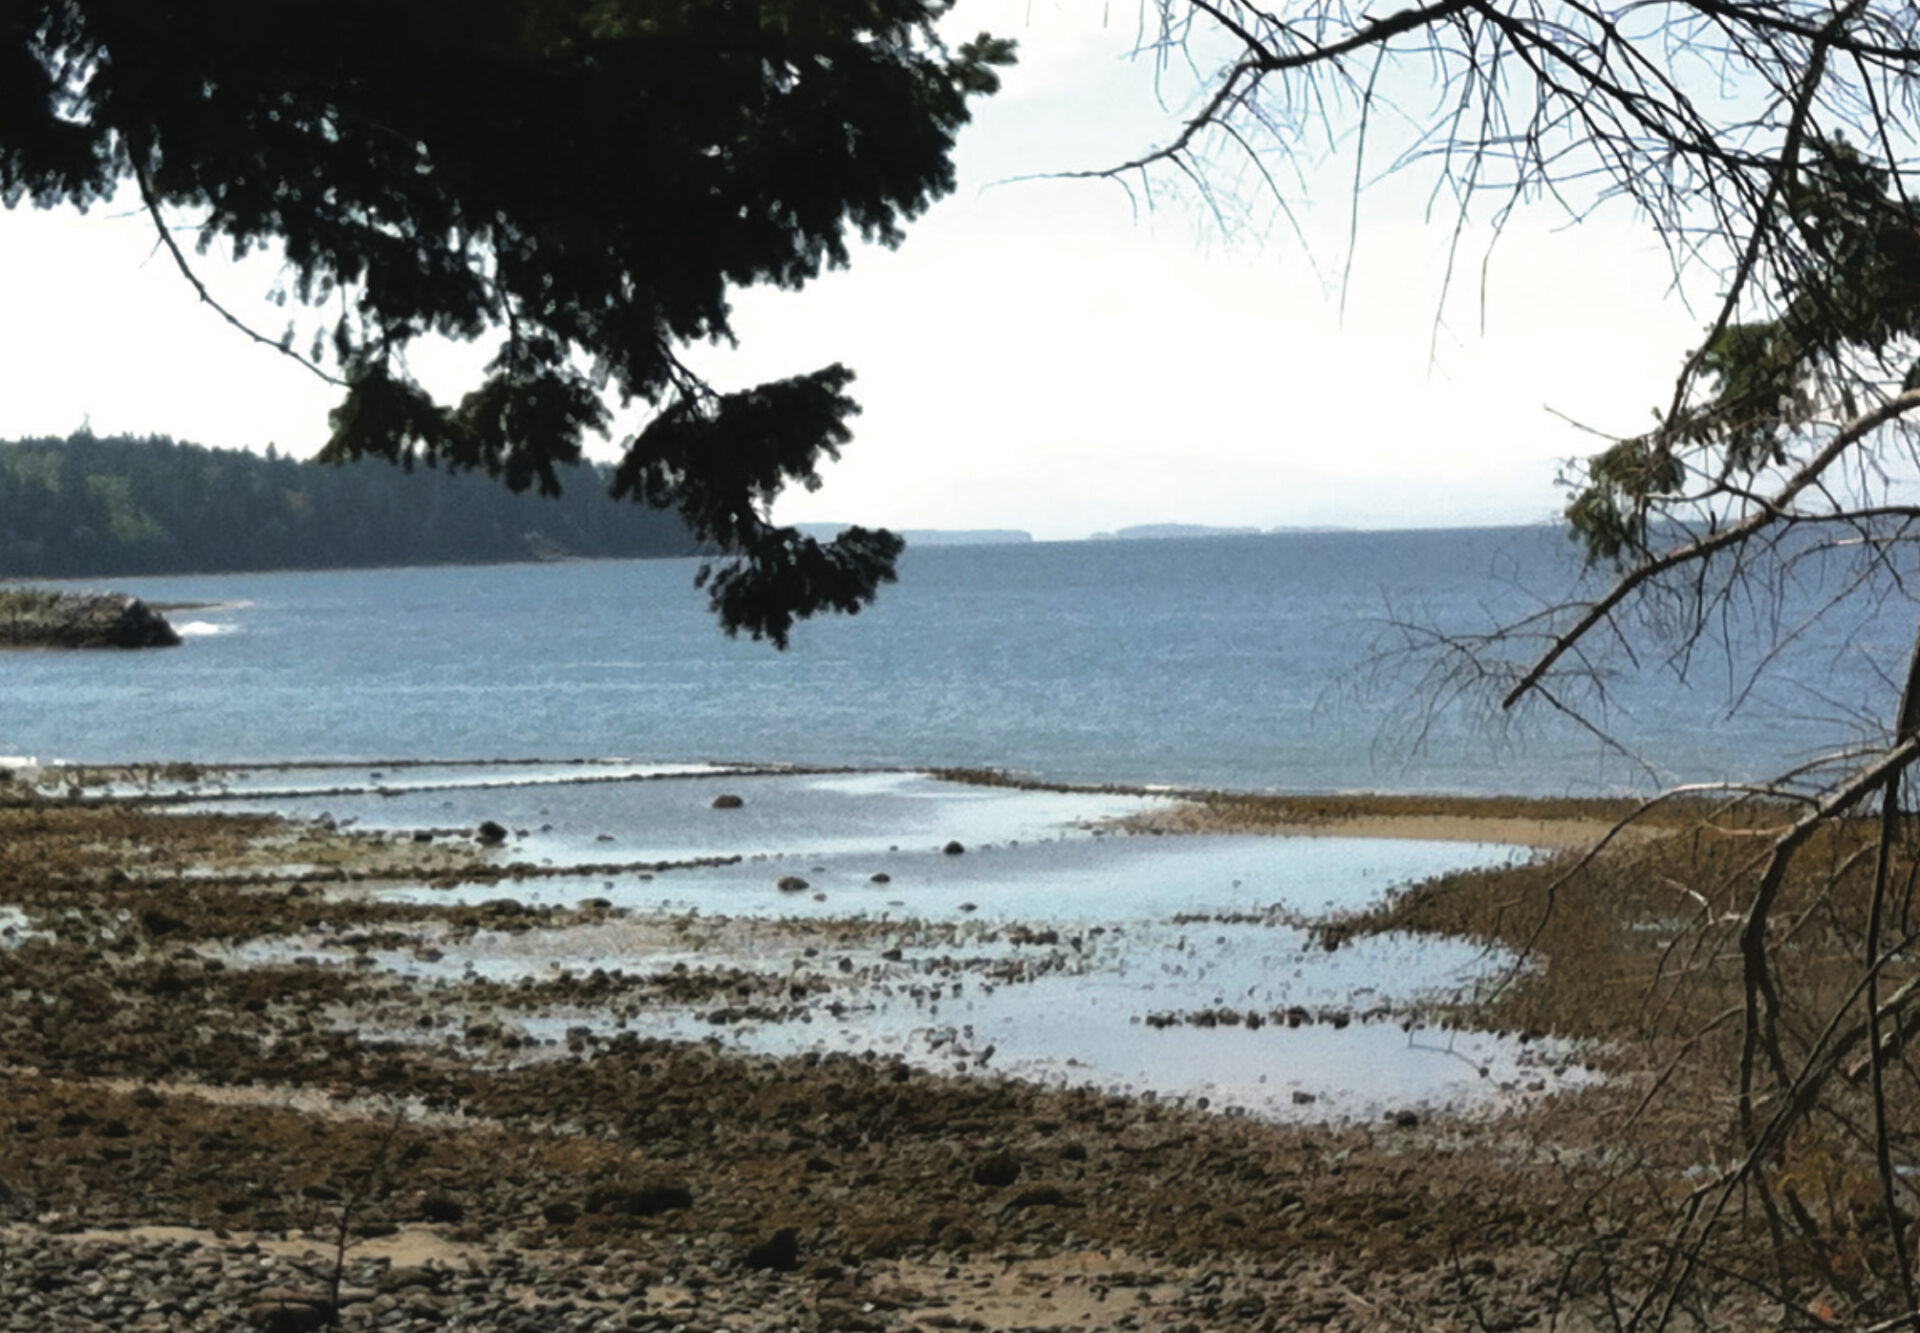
[0,1,1714,541]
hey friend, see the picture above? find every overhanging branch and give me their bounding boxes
[1503,387,1920,710]
[132,163,347,389]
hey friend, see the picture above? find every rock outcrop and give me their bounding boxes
[0,589,181,649]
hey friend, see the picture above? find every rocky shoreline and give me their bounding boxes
[0,779,1851,1330]
[0,588,180,649]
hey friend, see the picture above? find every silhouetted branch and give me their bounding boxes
[132,163,347,389]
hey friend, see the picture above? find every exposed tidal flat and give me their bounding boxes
[15,760,1578,1121]
[0,757,1807,1331]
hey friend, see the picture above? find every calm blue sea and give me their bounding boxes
[5,526,1910,795]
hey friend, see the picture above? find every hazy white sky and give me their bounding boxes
[0,0,1713,540]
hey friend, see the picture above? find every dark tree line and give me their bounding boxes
[0,433,702,578]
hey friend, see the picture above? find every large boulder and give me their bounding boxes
[0,590,181,649]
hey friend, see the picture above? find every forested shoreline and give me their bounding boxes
[0,433,702,579]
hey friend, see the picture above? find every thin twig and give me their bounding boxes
[132,162,346,389]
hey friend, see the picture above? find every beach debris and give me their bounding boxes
[710,792,744,809]
[475,820,508,844]
[943,840,966,855]
[777,875,809,892]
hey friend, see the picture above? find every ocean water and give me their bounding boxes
[22,526,1866,1115]
[5,526,1909,794]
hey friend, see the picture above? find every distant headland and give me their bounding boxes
[0,432,701,580]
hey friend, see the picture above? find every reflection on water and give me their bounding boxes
[214,765,1585,1121]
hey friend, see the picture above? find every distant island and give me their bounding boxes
[1089,524,1262,541]
[901,528,1033,547]
[795,523,1033,547]
[797,521,1367,545]
[0,433,702,579]
[1087,523,1356,541]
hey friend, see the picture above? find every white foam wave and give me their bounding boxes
[175,621,234,637]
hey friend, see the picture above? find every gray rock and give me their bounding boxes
[379,1266,446,1292]
[416,1198,464,1229]
[743,1227,800,1272]
[970,1152,1020,1188]
[0,589,181,649]
[586,1184,692,1216]
[244,1295,332,1332]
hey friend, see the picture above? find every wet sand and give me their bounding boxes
[1126,801,1649,850]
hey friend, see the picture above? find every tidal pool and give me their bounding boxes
[216,767,1584,1122]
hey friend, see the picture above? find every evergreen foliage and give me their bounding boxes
[0,433,702,578]
[0,0,1012,644]
[1567,137,1920,564]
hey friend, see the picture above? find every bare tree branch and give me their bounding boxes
[1504,388,1920,710]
